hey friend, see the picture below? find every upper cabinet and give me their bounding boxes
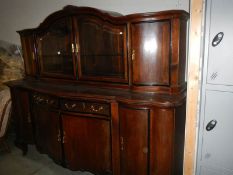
[74,15,128,83]
[131,20,170,86]
[18,6,189,94]
[36,17,76,79]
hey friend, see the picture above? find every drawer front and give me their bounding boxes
[32,93,58,108]
[61,99,110,116]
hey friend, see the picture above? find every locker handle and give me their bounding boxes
[206,119,217,131]
[212,32,224,47]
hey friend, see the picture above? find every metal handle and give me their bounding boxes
[71,43,75,53]
[212,32,224,47]
[132,49,135,61]
[72,43,79,53]
[90,105,103,112]
[32,52,35,61]
[62,131,66,144]
[57,130,61,142]
[65,103,76,110]
[206,119,217,131]
[75,44,79,54]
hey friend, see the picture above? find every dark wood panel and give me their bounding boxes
[32,106,62,163]
[61,99,110,116]
[62,114,112,174]
[32,92,59,108]
[10,88,34,154]
[119,105,149,175]
[174,102,186,174]
[131,20,170,86]
[6,80,186,108]
[20,35,37,77]
[150,108,175,175]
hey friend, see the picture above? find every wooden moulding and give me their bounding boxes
[184,0,204,174]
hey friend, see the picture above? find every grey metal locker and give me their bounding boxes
[207,0,233,85]
[201,91,233,172]
[196,0,233,174]
[200,166,232,175]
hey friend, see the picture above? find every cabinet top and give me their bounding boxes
[18,5,189,35]
[6,79,186,108]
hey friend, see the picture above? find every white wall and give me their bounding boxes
[0,0,189,45]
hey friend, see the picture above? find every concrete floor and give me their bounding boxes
[0,136,94,175]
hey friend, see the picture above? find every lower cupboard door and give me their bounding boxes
[33,107,62,163]
[119,105,150,175]
[62,114,112,174]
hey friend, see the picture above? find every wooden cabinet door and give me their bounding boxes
[74,15,128,83]
[33,105,62,163]
[119,105,150,175]
[131,20,170,86]
[10,88,34,153]
[36,17,76,79]
[62,114,112,174]
[20,35,37,77]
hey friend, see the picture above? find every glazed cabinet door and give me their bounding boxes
[131,20,170,86]
[74,15,128,83]
[119,105,150,175]
[32,105,62,163]
[62,114,112,174]
[36,17,76,79]
[20,35,37,77]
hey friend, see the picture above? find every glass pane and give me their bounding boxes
[37,17,74,77]
[79,17,126,79]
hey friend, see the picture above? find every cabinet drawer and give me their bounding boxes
[32,93,58,108]
[61,99,110,116]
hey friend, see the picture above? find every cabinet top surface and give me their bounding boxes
[18,5,189,34]
[6,79,186,107]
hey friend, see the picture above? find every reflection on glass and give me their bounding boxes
[37,17,74,77]
[79,18,126,79]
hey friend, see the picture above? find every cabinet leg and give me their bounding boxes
[15,140,28,155]
[22,144,28,156]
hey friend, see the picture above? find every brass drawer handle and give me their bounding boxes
[35,96,44,103]
[48,100,55,105]
[90,105,104,112]
[64,103,77,110]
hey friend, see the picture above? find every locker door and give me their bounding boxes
[200,166,232,175]
[200,167,221,175]
[207,0,233,85]
[200,90,233,173]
